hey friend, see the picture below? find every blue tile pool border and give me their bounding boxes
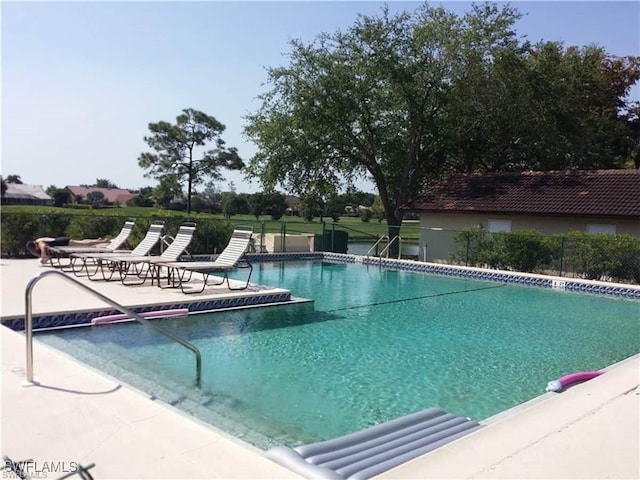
[246,252,640,300]
[2,291,293,332]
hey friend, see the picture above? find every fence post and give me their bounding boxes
[331,222,336,252]
[465,234,470,266]
[559,237,565,277]
[260,220,265,253]
[321,221,326,252]
[281,221,287,252]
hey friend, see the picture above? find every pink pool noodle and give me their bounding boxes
[91,308,189,325]
[545,371,604,392]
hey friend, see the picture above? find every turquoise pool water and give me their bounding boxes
[36,261,640,449]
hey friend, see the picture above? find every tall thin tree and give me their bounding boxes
[139,108,244,213]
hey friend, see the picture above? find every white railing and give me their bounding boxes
[379,236,402,259]
[366,235,389,257]
[24,269,202,387]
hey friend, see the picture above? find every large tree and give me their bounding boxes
[45,185,72,207]
[95,178,119,188]
[445,42,640,173]
[5,174,23,184]
[152,174,183,208]
[86,191,106,207]
[244,3,523,238]
[139,108,244,213]
[244,1,640,245]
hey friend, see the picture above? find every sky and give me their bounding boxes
[2,1,639,194]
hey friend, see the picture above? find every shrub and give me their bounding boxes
[1,213,43,256]
[0,212,74,257]
[360,209,372,223]
[491,230,553,272]
[65,215,122,242]
[86,191,106,207]
[167,200,187,212]
[187,219,234,254]
[302,207,315,222]
[561,231,640,282]
[128,195,154,208]
[452,228,556,273]
[0,210,235,258]
[190,196,206,213]
[450,228,640,283]
[62,203,93,210]
[450,226,492,266]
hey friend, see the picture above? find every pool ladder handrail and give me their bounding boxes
[379,235,402,260]
[366,235,389,257]
[24,269,202,388]
[366,235,402,259]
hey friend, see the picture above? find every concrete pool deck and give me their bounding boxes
[0,258,294,323]
[1,259,639,479]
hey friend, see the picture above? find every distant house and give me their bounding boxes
[402,169,640,262]
[1,183,53,205]
[345,205,372,216]
[65,186,138,205]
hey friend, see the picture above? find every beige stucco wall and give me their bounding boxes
[263,233,314,253]
[418,212,640,263]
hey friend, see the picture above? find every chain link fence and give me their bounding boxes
[3,212,638,284]
[418,226,640,284]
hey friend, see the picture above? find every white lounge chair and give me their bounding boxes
[47,220,136,268]
[160,227,253,293]
[107,222,198,285]
[69,221,165,279]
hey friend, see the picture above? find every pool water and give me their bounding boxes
[36,261,640,449]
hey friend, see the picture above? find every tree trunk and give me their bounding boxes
[187,157,193,214]
[386,210,403,258]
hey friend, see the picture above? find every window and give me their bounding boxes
[587,224,616,235]
[488,219,512,233]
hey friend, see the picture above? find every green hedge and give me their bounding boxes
[560,231,640,283]
[451,227,640,283]
[0,212,234,258]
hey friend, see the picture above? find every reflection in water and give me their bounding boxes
[347,242,419,257]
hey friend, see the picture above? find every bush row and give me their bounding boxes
[0,212,235,258]
[451,227,640,284]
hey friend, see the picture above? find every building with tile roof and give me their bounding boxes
[1,183,53,205]
[402,169,640,262]
[65,186,138,205]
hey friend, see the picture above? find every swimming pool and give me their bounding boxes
[36,260,640,449]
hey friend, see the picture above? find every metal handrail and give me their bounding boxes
[24,269,202,387]
[366,235,389,257]
[379,235,403,259]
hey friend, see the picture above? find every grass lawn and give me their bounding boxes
[238,215,410,239]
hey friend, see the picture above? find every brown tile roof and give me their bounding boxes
[66,186,138,204]
[403,169,640,218]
